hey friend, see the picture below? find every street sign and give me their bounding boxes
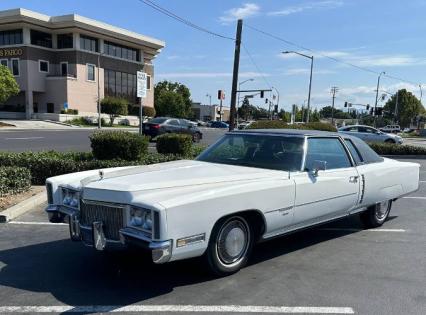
[63,102,68,110]
[137,71,147,98]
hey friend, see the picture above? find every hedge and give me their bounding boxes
[90,131,149,160]
[0,167,31,196]
[247,121,337,132]
[156,133,193,156]
[0,150,208,186]
[368,142,426,155]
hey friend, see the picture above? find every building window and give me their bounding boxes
[104,69,137,102]
[0,59,7,67]
[30,30,52,48]
[60,62,68,76]
[80,35,98,52]
[0,29,23,46]
[146,75,151,90]
[11,58,19,76]
[103,41,139,61]
[39,60,49,73]
[47,103,54,113]
[87,64,95,81]
[57,34,73,49]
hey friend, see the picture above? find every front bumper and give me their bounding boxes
[45,205,172,264]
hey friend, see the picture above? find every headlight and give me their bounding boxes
[61,188,79,208]
[129,206,152,231]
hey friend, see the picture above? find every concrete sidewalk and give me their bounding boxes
[0,120,75,130]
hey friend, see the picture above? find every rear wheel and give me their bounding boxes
[206,216,253,276]
[360,200,392,228]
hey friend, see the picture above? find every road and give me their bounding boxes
[0,128,227,152]
[0,159,424,314]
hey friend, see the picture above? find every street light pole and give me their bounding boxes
[237,78,254,125]
[374,71,385,126]
[272,86,280,118]
[206,93,211,106]
[282,51,313,122]
[97,52,102,129]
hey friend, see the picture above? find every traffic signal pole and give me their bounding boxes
[229,19,243,131]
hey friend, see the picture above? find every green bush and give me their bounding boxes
[90,131,149,161]
[0,151,181,185]
[0,167,31,196]
[156,133,193,156]
[101,97,128,126]
[247,121,337,132]
[60,109,78,115]
[368,142,426,155]
[128,105,156,118]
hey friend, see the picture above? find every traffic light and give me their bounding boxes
[274,105,278,112]
[217,90,225,100]
[260,90,264,98]
[265,98,268,104]
[366,104,370,110]
[376,107,383,116]
[344,102,348,107]
[370,108,374,115]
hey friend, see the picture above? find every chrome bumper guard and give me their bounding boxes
[45,204,172,264]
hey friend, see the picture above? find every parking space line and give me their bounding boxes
[319,228,405,232]
[7,221,67,226]
[0,305,355,314]
[403,196,426,200]
[4,137,44,140]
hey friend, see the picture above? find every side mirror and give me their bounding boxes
[311,160,327,177]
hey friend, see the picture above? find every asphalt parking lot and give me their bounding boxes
[0,158,424,315]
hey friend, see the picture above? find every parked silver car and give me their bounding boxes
[338,125,403,144]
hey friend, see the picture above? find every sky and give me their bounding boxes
[1,0,426,112]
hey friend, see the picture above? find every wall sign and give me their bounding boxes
[0,48,23,57]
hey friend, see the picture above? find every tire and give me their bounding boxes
[192,132,201,143]
[385,139,395,144]
[360,200,392,228]
[206,216,253,276]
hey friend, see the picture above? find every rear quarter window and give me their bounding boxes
[348,136,384,164]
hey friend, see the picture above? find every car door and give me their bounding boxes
[357,126,376,142]
[292,137,360,226]
[179,119,193,135]
[167,119,182,133]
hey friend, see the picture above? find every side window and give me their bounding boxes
[305,138,352,171]
[344,139,363,165]
[168,119,180,126]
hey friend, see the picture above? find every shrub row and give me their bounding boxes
[90,131,149,161]
[247,121,337,132]
[60,109,79,115]
[0,151,181,185]
[0,167,31,196]
[368,142,426,155]
[156,133,193,156]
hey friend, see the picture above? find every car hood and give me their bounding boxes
[82,160,280,195]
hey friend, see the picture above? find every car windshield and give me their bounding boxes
[196,133,304,171]
[149,117,167,124]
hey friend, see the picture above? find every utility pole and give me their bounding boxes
[229,19,243,131]
[374,71,385,127]
[330,86,339,126]
[307,56,313,122]
[394,91,399,124]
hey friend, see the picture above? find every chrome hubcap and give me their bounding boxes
[376,200,390,220]
[217,220,249,265]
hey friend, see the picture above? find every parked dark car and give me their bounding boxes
[209,121,229,129]
[142,117,203,142]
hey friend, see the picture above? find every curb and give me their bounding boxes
[0,189,46,223]
[382,155,426,159]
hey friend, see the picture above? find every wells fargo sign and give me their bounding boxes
[0,48,23,57]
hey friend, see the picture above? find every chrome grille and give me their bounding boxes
[80,201,125,240]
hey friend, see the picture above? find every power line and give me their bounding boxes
[245,24,421,86]
[241,42,272,89]
[136,0,235,41]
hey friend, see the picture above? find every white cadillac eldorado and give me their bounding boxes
[45,129,420,275]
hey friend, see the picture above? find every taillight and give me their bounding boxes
[152,124,160,129]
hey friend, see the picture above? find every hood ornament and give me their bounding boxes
[99,170,104,180]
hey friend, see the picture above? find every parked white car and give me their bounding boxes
[45,130,420,275]
[339,125,403,144]
[380,125,401,133]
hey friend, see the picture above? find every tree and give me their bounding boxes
[154,80,192,118]
[101,97,128,126]
[238,98,257,120]
[0,65,19,104]
[383,89,426,127]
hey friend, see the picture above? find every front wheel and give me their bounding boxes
[385,139,395,144]
[360,200,392,228]
[206,216,253,276]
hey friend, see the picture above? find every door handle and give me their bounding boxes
[349,176,359,183]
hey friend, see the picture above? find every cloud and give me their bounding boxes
[157,71,269,79]
[220,3,260,23]
[268,0,343,16]
[166,55,180,60]
[283,68,335,75]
